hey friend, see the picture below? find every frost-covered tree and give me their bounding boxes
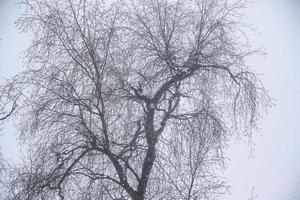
[0,0,270,199]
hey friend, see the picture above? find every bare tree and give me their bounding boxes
[0,152,5,196]
[0,0,270,199]
[0,82,18,196]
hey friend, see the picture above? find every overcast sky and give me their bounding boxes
[0,0,299,200]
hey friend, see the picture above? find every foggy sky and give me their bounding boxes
[0,0,299,200]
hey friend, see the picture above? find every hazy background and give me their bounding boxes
[0,0,299,199]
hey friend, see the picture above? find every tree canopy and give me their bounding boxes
[0,0,270,199]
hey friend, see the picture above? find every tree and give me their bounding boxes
[0,152,5,196]
[0,152,10,200]
[0,0,270,199]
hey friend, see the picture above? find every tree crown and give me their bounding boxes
[0,0,271,199]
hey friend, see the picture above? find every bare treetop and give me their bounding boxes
[0,0,270,199]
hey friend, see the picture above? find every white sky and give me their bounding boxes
[223,1,300,199]
[0,0,299,200]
